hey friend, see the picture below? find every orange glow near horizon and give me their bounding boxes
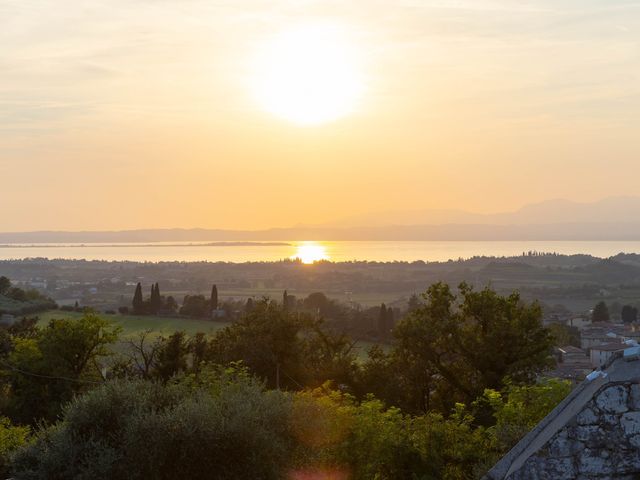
[3,2,640,233]
[291,243,330,264]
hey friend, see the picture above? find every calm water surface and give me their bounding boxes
[1,241,640,263]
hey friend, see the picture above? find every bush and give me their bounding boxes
[11,368,295,480]
[290,386,495,480]
[0,417,29,478]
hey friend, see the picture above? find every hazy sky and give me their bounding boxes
[2,0,639,231]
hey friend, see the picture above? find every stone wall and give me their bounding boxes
[507,381,640,479]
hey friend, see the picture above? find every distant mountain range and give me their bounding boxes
[4,196,640,243]
[325,196,640,227]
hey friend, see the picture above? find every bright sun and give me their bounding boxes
[291,243,329,264]
[251,23,364,125]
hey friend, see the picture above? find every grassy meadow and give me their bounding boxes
[37,310,380,360]
[37,310,230,338]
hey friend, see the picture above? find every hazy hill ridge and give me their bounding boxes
[4,197,640,243]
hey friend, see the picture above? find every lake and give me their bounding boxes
[2,240,640,263]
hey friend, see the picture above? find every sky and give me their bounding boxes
[1,0,639,231]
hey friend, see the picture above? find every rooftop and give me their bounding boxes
[590,341,626,352]
[558,345,585,354]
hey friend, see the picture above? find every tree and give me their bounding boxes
[592,301,610,323]
[180,295,209,318]
[0,417,29,478]
[150,283,162,314]
[38,313,121,376]
[154,331,190,381]
[621,305,638,324]
[358,344,436,414]
[6,287,27,302]
[190,332,208,373]
[124,330,162,379]
[283,290,289,310]
[3,313,121,424]
[210,284,218,311]
[165,295,178,313]
[302,322,358,388]
[0,276,11,296]
[303,292,331,317]
[132,282,144,314]
[208,299,309,389]
[547,323,580,348]
[391,283,553,412]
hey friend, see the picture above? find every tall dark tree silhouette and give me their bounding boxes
[132,283,144,314]
[392,282,553,410]
[621,305,638,324]
[0,276,10,295]
[282,290,289,310]
[210,284,218,311]
[150,283,162,314]
[592,301,610,323]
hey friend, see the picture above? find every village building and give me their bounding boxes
[589,341,626,368]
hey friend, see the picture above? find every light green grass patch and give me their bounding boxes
[37,310,230,338]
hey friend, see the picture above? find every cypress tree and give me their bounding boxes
[132,283,143,314]
[283,290,288,310]
[150,283,161,313]
[210,284,218,311]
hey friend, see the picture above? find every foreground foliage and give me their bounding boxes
[0,417,29,478]
[11,367,293,480]
[0,282,565,479]
[1,314,121,424]
[8,367,570,480]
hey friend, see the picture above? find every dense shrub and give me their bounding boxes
[9,372,570,480]
[290,387,497,480]
[11,368,294,480]
[0,417,29,478]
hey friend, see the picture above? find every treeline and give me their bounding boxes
[127,282,223,318]
[124,282,402,340]
[0,275,56,316]
[0,282,563,479]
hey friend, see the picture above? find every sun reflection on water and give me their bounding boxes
[291,242,329,264]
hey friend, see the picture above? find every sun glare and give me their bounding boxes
[291,243,329,264]
[251,23,364,125]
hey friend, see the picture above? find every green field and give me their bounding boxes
[38,310,230,338]
[37,310,381,361]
